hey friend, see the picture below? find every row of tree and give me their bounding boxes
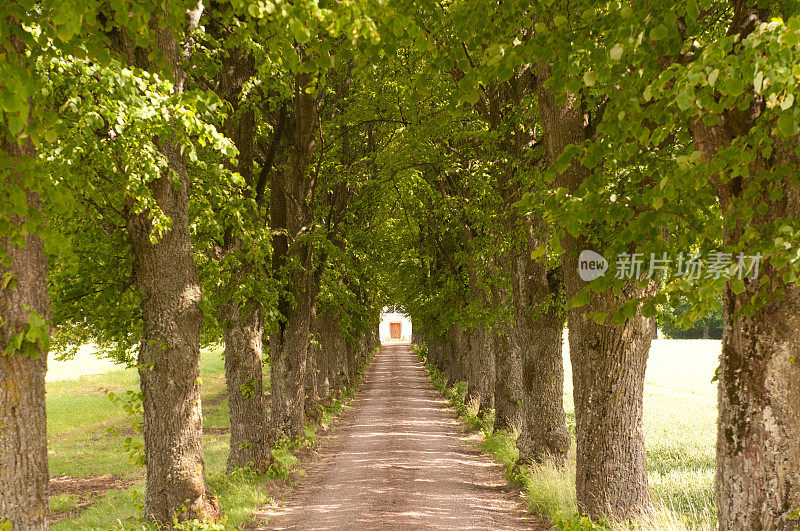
[2,0,800,530]
[0,0,398,528]
[375,1,800,529]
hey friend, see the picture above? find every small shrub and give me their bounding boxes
[102,388,145,466]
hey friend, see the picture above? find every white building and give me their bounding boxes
[379,307,412,343]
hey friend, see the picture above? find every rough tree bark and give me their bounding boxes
[489,306,523,432]
[304,306,323,424]
[467,326,493,413]
[210,42,271,472]
[128,128,219,524]
[512,235,570,464]
[427,334,446,374]
[445,324,466,388]
[537,62,653,518]
[125,5,220,523]
[489,265,523,432]
[313,311,337,400]
[269,77,318,441]
[463,229,493,412]
[269,251,313,440]
[688,6,800,527]
[0,137,50,530]
[476,70,568,455]
[331,317,350,393]
[220,300,269,472]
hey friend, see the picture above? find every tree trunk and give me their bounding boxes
[715,273,800,530]
[565,288,653,518]
[304,307,323,424]
[693,128,800,531]
[445,324,465,388]
[312,312,332,402]
[269,264,312,440]
[0,138,50,531]
[467,326,493,413]
[220,300,269,472]
[331,317,349,394]
[268,76,317,443]
[489,262,523,433]
[462,328,478,405]
[462,229,485,408]
[111,5,219,524]
[512,241,570,464]
[687,6,800,522]
[537,62,653,518]
[478,329,495,414]
[427,335,445,373]
[128,134,219,523]
[491,326,523,433]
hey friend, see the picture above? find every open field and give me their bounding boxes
[46,346,362,530]
[561,339,719,529]
[46,348,273,530]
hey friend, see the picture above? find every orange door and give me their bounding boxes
[390,322,401,339]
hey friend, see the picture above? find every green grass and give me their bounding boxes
[414,338,720,531]
[47,350,227,482]
[50,345,374,530]
[50,348,243,530]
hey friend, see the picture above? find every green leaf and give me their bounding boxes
[753,71,764,94]
[464,88,481,106]
[27,311,46,329]
[569,289,590,308]
[652,196,664,210]
[530,245,546,261]
[780,93,795,111]
[707,69,719,87]
[731,279,745,294]
[611,308,627,326]
[777,112,796,137]
[583,71,597,87]
[641,301,657,318]
[676,88,694,111]
[587,310,607,324]
[8,114,26,136]
[290,19,311,44]
[391,18,405,38]
[609,43,624,61]
[553,157,569,176]
[1,272,15,290]
[621,299,638,319]
[650,24,668,41]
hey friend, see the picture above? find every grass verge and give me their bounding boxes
[412,341,717,531]
[51,346,376,530]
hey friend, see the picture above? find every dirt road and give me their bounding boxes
[251,343,539,530]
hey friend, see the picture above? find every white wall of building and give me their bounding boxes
[379,310,412,343]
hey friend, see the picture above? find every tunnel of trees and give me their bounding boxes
[1,0,799,529]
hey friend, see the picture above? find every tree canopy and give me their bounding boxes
[2,0,800,529]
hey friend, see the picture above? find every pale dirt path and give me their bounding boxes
[250,343,542,530]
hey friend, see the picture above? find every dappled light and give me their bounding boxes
[2,1,800,530]
[254,344,535,530]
